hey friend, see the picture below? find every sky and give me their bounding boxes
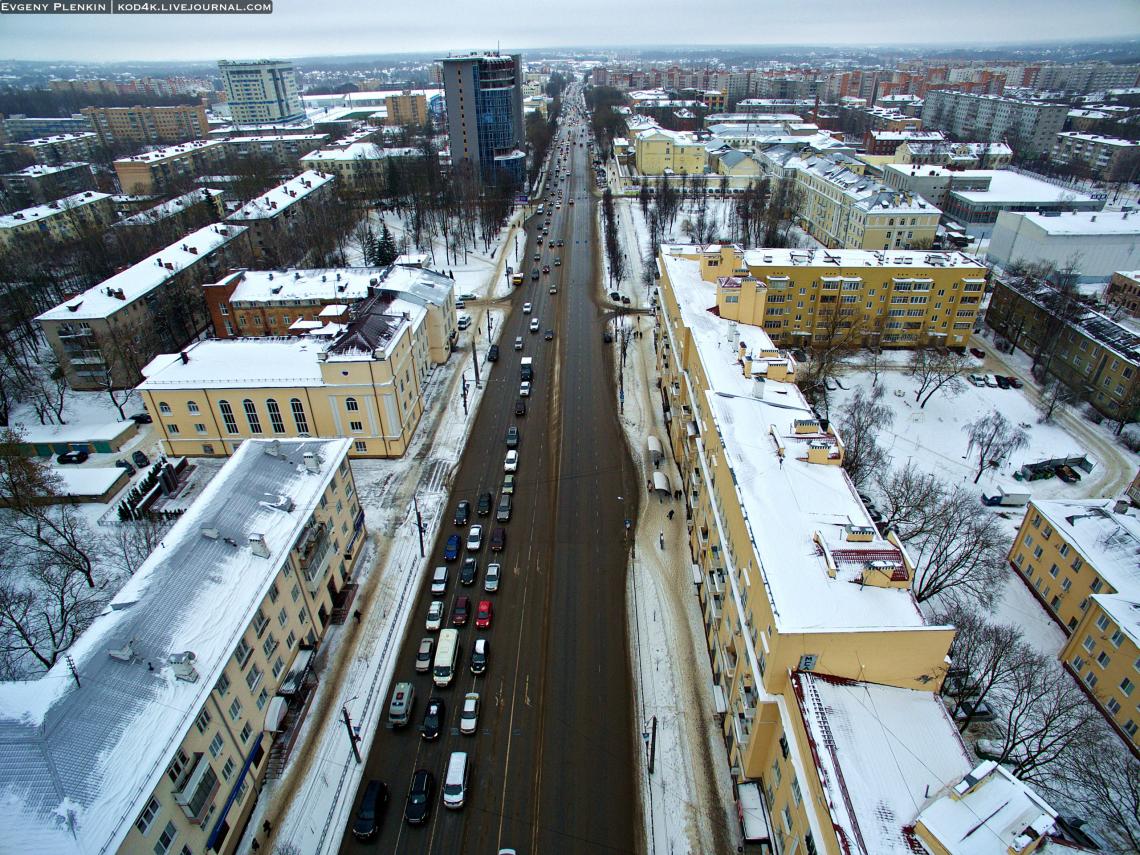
[0,0,1138,63]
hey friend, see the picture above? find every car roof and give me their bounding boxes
[474,638,487,651]
[455,595,469,606]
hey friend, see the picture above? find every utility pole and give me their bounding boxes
[460,378,469,416]
[342,704,362,764]
[471,344,481,388]
[413,495,425,558]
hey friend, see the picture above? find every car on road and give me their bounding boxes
[515,399,527,417]
[415,637,434,673]
[531,268,540,280]
[489,526,506,552]
[487,344,499,362]
[56,449,89,465]
[514,335,524,351]
[554,258,561,266]
[426,600,444,631]
[388,682,414,728]
[431,565,448,596]
[529,318,540,333]
[459,692,480,734]
[459,292,476,301]
[506,425,519,448]
[569,199,575,205]
[542,265,551,274]
[523,302,532,314]
[421,697,444,741]
[460,557,478,586]
[476,492,493,516]
[501,475,515,495]
[496,493,512,522]
[520,380,531,397]
[484,563,501,593]
[457,314,471,330]
[1055,465,1081,483]
[471,638,488,674]
[970,348,986,359]
[549,285,557,294]
[475,599,493,629]
[451,595,470,626]
[504,450,519,472]
[403,769,434,825]
[466,524,483,551]
[351,780,389,842]
[544,329,554,340]
[443,534,461,562]
[454,500,471,526]
[532,253,541,262]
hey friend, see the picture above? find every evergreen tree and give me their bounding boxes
[377,223,399,265]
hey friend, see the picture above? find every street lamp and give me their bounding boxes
[341,696,362,764]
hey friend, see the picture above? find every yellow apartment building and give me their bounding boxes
[653,245,1081,852]
[1009,497,1140,751]
[225,171,336,262]
[0,190,113,250]
[687,244,986,349]
[299,144,418,196]
[383,92,428,127]
[82,102,210,147]
[0,438,365,855]
[14,131,100,165]
[138,292,433,459]
[114,139,229,195]
[633,127,708,176]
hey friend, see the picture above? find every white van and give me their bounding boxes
[442,751,469,809]
[431,566,448,597]
[433,628,460,688]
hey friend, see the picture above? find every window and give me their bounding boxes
[209,732,224,758]
[298,608,309,626]
[1125,720,1138,738]
[770,760,782,787]
[187,401,200,414]
[1097,652,1111,669]
[290,583,300,603]
[286,630,296,649]
[252,608,269,637]
[791,778,802,805]
[291,398,309,433]
[1121,678,1135,697]
[273,656,285,678]
[1033,545,1043,560]
[257,688,269,710]
[215,672,230,696]
[346,397,359,412]
[355,440,368,453]
[240,722,252,743]
[167,749,190,783]
[1107,698,1121,715]
[219,400,238,434]
[136,798,161,834]
[1085,671,1099,689]
[245,664,263,692]
[349,420,363,432]
[228,697,242,721]
[194,708,212,734]
[1097,614,1110,631]
[159,402,171,415]
[266,399,285,434]
[203,444,214,455]
[194,423,206,434]
[243,400,262,434]
[1091,578,1103,593]
[262,633,277,658]
[1083,635,1095,653]
[234,639,252,668]
[167,424,181,435]
[222,757,236,780]
[153,821,177,855]
[268,583,279,604]
[277,606,288,627]
[1049,563,1059,578]
[1072,655,1085,671]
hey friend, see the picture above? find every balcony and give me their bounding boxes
[295,521,332,589]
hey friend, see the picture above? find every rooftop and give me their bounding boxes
[226,171,334,222]
[300,143,419,162]
[223,262,453,306]
[741,246,987,271]
[140,337,327,388]
[0,438,351,854]
[0,191,110,230]
[115,188,222,227]
[1031,499,1140,600]
[2,161,90,178]
[1055,131,1140,148]
[1004,209,1140,236]
[950,171,1099,205]
[114,139,225,164]
[1092,593,1140,648]
[18,132,97,147]
[37,223,247,321]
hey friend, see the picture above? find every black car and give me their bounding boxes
[544,329,554,340]
[476,492,493,516]
[404,769,434,825]
[115,459,136,475]
[487,344,500,363]
[352,780,389,841]
[471,638,488,675]
[995,375,1011,389]
[131,450,150,468]
[56,450,89,465]
[515,399,527,417]
[506,425,519,448]
[603,331,613,344]
[128,412,152,425]
[421,698,444,741]
[460,557,478,586]
[454,500,471,526]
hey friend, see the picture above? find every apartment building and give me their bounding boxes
[0,438,365,855]
[1053,132,1140,180]
[633,127,708,175]
[81,103,210,147]
[895,140,1013,169]
[203,261,458,363]
[1009,498,1140,751]
[225,171,335,262]
[0,161,96,207]
[987,209,1140,282]
[0,190,113,251]
[299,143,418,195]
[862,129,944,157]
[440,53,526,185]
[921,91,1068,155]
[0,112,91,142]
[1106,270,1140,318]
[985,273,1140,423]
[114,188,225,237]
[114,140,229,195]
[383,92,428,127]
[138,292,434,459]
[13,131,100,165]
[653,246,1077,853]
[225,134,329,167]
[219,59,305,126]
[37,223,251,390]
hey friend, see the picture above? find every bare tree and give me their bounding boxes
[910,486,1010,607]
[964,410,1029,483]
[101,517,174,579]
[908,347,970,408]
[1057,740,1140,853]
[1037,377,1081,424]
[798,298,865,415]
[837,384,894,489]
[874,462,947,542]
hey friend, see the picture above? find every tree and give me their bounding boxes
[836,384,894,489]
[908,347,970,408]
[1057,741,1140,853]
[963,410,1029,483]
[797,298,865,415]
[1037,376,1081,423]
[377,223,399,266]
[874,463,947,542]
[909,486,1010,607]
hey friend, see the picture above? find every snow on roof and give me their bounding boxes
[1056,131,1139,148]
[791,672,972,854]
[300,143,418,162]
[18,132,97,147]
[915,761,1060,855]
[782,153,937,213]
[0,192,110,229]
[227,171,334,221]
[139,337,327,389]
[1031,499,1140,600]
[113,139,224,164]
[14,420,135,445]
[2,161,90,178]
[1006,209,1140,236]
[950,171,1098,205]
[51,466,126,497]
[37,224,247,322]
[1092,593,1140,647]
[225,133,327,144]
[869,130,945,142]
[115,189,222,227]
[225,263,453,307]
[741,247,986,271]
[0,438,351,854]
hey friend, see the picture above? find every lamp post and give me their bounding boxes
[342,696,362,764]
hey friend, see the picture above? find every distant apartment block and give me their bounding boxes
[139,290,441,459]
[1052,132,1140,180]
[225,133,329,166]
[383,92,428,127]
[0,112,91,142]
[12,132,100,165]
[0,437,365,855]
[0,191,113,251]
[862,129,944,157]
[37,223,251,389]
[219,59,305,126]
[0,161,96,207]
[113,139,229,195]
[985,273,1140,422]
[81,103,210,147]
[440,53,526,185]
[299,143,417,195]
[1107,270,1140,318]
[895,139,1012,169]
[1009,498,1140,751]
[114,188,225,237]
[921,90,1068,155]
[225,171,335,262]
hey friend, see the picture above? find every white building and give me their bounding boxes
[218,60,305,126]
[987,210,1140,282]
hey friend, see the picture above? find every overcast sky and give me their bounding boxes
[0,0,1138,63]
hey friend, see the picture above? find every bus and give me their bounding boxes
[433,629,460,688]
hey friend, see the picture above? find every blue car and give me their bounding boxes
[443,534,461,562]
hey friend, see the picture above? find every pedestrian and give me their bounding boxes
[658,531,665,549]
[667,509,675,520]
[352,609,361,624]
[262,821,272,835]
[251,841,260,853]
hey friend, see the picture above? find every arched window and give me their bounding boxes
[290,398,309,434]
[158,401,171,415]
[218,400,238,434]
[243,400,262,434]
[345,397,359,412]
[187,401,200,414]
[266,399,285,434]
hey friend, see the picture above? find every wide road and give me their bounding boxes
[341,89,640,855]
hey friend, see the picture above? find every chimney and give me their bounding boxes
[248,533,270,558]
[169,651,199,682]
[179,351,189,364]
[302,451,321,473]
[1113,497,1130,515]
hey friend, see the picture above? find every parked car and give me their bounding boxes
[56,450,89,465]
[129,412,153,425]
[457,315,471,330]
[995,375,1011,389]
[506,425,520,448]
[471,638,488,674]
[421,697,445,741]
[426,600,444,631]
[459,692,480,735]
[415,637,434,673]
[115,458,136,474]
[489,527,506,552]
[460,557,478,586]
[487,344,499,363]
[968,374,987,387]
[484,563,501,593]
[475,599,493,629]
[609,291,621,301]
[1055,465,1081,484]
[443,534,461,562]
[454,500,471,526]
[351,780,389,842]
[515,399,527,417]
[132,450,150,468]
[476,492,493,516]
[1006,376,1023,389]
[451,595,470,626]
[984,375,1000,388]
[459,292,477,301]
[403,769,434,825]
[603,331,613,344]
[969,348,986,359]
[466,524,483,551]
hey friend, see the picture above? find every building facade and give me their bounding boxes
[225,171,336,263]
[81,103,210,148]
[1107,270,1140,318]
[1052,132,1140,180]
[0,438,365,855]
[218,59,305,126]
[299,143,417,196]
[440,53,526,185]
[921,91,1068,156]
[987,209,1140,282]
[0,191,113,251]
[114,140,229,195]
[0,161,96,208]
[13,132,100,165]
[383,92,428,127]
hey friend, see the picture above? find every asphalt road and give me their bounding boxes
[341,92,640,855]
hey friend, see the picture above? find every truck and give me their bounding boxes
[520,357,533,382]
[981,483,1031,507]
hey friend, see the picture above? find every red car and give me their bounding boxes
[969,348,985,359]
[489,527,506,552]
[475,600,493,629]
[451,595,470,627]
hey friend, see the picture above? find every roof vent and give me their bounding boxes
[200,527,219,540]
[249,533,270,558]
[302,451,321,473]
[169,651,199,683]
